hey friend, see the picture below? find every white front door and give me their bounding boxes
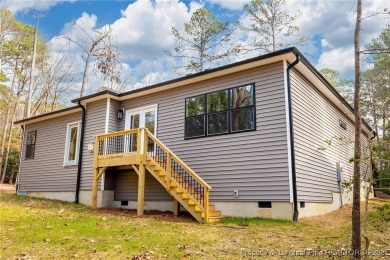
[125,105,157,153]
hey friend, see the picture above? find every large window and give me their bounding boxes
[64,122,81,166]
[25,131,37,159]
[185,83,255,138]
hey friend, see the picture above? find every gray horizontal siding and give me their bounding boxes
[118,62,290,201]
[19,112,82,192]
[108,99,120,133]
[291,69,369,202]
[114,171,172,201]
[80,99,107,190]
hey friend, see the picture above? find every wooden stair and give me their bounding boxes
[92,127,222,223]
[145,155,222,223]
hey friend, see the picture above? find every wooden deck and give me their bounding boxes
[92,128,221,223]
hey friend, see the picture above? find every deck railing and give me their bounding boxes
[96,129,139,156]
[144,129,211,219]
[94,128,211,221]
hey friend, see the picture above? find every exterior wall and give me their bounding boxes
[80,99,107,190]
[291,69,370,202]
[114,171,172,201]
[19,112,82,192]
[118,62,291,202]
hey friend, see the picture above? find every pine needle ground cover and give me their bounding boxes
[0,186,389,259]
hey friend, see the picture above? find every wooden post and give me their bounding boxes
[92,168,99,209]
[92,136,100,209]
[137,163,145,216]
[204,188,209,223]
[173,198,180,216]
[143,128,148,163]
[136,128,141,163]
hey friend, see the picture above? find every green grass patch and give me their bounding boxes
[218,217,292,226]
[1,193,389,259]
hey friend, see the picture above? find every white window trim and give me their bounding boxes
[64,121,81,167]
[125,104,158,154]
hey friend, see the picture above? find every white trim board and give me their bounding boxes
[283,59,294,203]
[63,121,81,167]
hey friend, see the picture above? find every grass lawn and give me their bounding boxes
[0,186,389,259]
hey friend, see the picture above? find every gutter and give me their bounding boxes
[75,101,86,204]
[286,54,300,222]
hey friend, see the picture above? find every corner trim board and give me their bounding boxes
[283,59,294,204]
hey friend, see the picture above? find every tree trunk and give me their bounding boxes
[351,0,363,258]
[0,71,16,176]
[383,112,386,140]
[8,165,16,184]
[362,142,373,259]
[80,53,92,97]
[0,117,14,183]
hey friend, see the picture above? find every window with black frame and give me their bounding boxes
[230,84,255,132]
[185,95,205,138]
[25,130,37,159]
[185,83,255,138]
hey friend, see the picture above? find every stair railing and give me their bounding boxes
[143,128,211,221]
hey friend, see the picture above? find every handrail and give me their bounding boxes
[145,129,212,190]
[96,128,138,139]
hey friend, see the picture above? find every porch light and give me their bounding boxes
[117,109,124,120]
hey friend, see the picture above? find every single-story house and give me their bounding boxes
[15,47,372,223]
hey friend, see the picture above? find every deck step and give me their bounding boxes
[202,210,221,217]
[181,194,189,200]
[208,216,223,223]
[175,188,184,194]
[188,200,196,206]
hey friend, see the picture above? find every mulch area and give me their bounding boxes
[98,207,196,222]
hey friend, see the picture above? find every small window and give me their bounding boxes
[25,131,37,159]
[339,119,347,130]
[64,122,81,166]
[300,202,306,208]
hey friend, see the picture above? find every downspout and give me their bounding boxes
[75,101,86,204]
[286,54,300,222]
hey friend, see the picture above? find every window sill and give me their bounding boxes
[63,162,78,167]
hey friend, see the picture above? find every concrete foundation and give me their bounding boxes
[112,200,174,211]
[213,201,294,220]
[22,180,374,221]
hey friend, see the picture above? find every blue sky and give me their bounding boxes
[2,0,389,96]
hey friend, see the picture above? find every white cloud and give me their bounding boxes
[321,39,333,50]
[47,0,203,94]
[110,0,198,61]
[283,0,389,75]
[0,0,76,14]
[316,47,355,74]
[206,0,250,10]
